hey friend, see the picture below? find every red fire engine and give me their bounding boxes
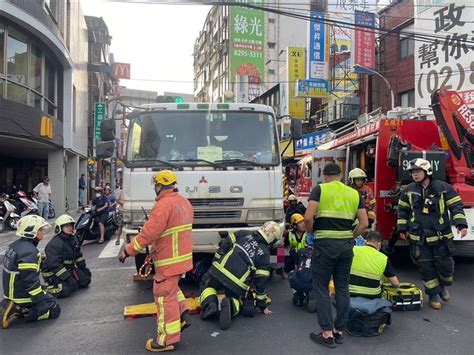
[293,90,474,256]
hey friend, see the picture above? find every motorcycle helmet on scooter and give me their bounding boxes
[54,214,76,234]
[16,215,50,239]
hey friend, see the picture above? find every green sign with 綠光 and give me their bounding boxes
[230,0,265,101]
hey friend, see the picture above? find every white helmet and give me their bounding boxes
[408,158,433,176]
[348,168,367,184]
[16,215,50,239]
[54,214,76,234]
[258,221,283,245]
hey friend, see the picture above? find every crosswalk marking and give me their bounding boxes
[98,239,123,259]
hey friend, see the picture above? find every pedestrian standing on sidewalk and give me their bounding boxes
[33,176,52,220]
[304,162,368,349]
[78,174,86,207]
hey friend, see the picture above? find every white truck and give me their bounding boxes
[121,102,284,255]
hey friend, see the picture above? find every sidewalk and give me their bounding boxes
[0,209,83,258]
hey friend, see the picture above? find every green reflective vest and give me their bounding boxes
[288,231,308,251]
[349,246,388,298]
[315,181,360,239]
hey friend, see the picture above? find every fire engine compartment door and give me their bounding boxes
[311,149,346,186]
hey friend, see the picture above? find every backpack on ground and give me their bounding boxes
[346,307,392,337]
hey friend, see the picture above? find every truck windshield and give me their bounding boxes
[125,110,280,168]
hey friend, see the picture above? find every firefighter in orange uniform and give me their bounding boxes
[348,168,376,227]
[119,170,194,353]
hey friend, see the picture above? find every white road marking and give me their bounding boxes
[98,239,123,259]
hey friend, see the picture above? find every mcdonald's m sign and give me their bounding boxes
[40,116,54,139]
[113,62,131,80]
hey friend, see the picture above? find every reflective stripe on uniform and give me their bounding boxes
[42,271,54,277]
[349,284,381,296]
[212,261,250,291]
[255,269,270,277]
[9,274,15,300]
[160,224,192,260]
[199,287,217,304]
[37,310,50,321]
[398,200,410,208]
[154,252,192,267]
[18,262,40,271]
[231,297,240,316]
[28,286,44,297]
[4,295,32,304]
[177,290,186,302]
[63,260,74,265]
[133,238,145,253]
[397,219,407,225]
[255,293,267,300]
[446,196,461,206]
[453,214,467,221]
[229,233,237,244]
[350,269,380,281]
[165,319,181,335]
[157,296,166,346]
[55,267,68,277]
[423,278,440,289]
[315,230,353,239]
[439,193,445,225]
[75,257,85,263]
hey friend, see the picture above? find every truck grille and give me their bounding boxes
[189,198,244,208]
[194,211,242,219]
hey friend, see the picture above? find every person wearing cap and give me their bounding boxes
[304,162,368,349]
[33,176,52,220]
[285,194,306,226]
[199,221,283,330]
[42,214,92,298]
[398,158,467,310]
[118,170,194,353]
[1,215,61,329]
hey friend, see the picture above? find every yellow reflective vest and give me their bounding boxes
[349,245,387,298]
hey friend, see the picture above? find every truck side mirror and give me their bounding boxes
[291,119,302,140]
[100,119,116,142]
[96,141,115,159]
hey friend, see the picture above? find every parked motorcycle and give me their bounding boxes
[10,190,38,217]
[0,193,20,231]
[75,206,118,245]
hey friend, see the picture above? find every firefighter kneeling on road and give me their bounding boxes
[398,158,467,310]
[199,221,283,330]
[119,170,194,353]
[42,214,91,298]
[1,215,60,329]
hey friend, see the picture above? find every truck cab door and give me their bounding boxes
[311,149,346,186]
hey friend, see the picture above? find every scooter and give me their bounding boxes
[10,190,38,217]
[75,206,118,246]
[0,193,20,231]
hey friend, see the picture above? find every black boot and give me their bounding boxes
[200,302,218,320]
[219,297,232,330]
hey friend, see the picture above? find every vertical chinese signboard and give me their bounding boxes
[287,47,306,119]
[94,102,106,140]
[308,12,327,81]
[352,10,376,70]
[230,0,265,102]
[415,0,474,110]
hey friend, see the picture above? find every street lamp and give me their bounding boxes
[353,64,395,110]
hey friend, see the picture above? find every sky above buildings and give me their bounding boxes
[81,0,211,95]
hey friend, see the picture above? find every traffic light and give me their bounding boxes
[156,95,184,103]
[100,119,116,141]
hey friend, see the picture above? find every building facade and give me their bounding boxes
[0,0,88,214]
[193,1,309,104]
[359,0,415,114]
